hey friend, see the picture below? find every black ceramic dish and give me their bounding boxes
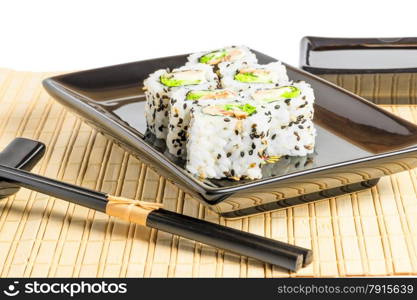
[300,37,417,104]
[43,50,417,218]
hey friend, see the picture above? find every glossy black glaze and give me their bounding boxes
[42,50,417,215]
[0,163,108,212]
[300,36,417,74]
[220,179,379,218]
[147,209,311,270]
[0,138,46,199]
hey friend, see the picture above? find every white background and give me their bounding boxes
[0,0,416,71]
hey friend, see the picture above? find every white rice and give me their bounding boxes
[283,81,315,121]
[186,104,270,180]
[267,118,316,157]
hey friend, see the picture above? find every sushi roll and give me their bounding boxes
[267,118,316,157]
[249,81,315,121]
[187,45,257,67]
[144,64,218,140]
[167,88,239,159]
[186,102,270,180]
[219,61,289,92]
[244,81,316,157]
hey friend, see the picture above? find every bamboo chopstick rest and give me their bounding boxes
[106,195,163,226]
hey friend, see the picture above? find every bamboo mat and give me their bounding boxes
[319,73,417,104]
[0,68,417,278]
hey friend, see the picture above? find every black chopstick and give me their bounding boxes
[0,163,312,271]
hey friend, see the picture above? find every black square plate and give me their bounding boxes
[43,50,417,218]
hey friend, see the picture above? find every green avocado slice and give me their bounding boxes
[202,103,257,118]
[160,69,206,87]
[234,70,274,83]
[199,50,227,64]
[186,90,213,100]
[279,86,301,99]
[185,89,236,101]
[224,103,257,116]
[160,76,202,87]
[255,86,301,103]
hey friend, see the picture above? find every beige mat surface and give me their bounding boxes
[0,69,417,277]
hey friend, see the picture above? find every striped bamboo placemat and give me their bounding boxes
[319,73,417,104]
[0,68,416,277]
